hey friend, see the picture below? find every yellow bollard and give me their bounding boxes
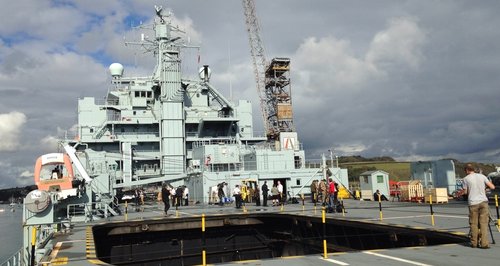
[341,197,345,217]
[30,226,37,266]
[430,195,435,226]
[125,201,128,221]
[495,195,499,231]
[202,214,206,266]
[175,198,179,217]
[378,194,383,221]
[322,207,327,259]
[301,193,305,212]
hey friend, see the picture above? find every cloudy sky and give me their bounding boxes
[1,0,500,188]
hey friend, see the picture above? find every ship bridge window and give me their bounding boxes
[134,91,152,98]
[296,179,301,186]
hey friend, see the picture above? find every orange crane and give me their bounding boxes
[242,0,295,141]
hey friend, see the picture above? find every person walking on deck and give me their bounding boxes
[161,184,171,215]
[462,163,495,249]
[262,181,269,207]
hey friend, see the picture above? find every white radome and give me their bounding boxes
[109,63,124,78]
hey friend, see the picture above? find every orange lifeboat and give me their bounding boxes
[34,153,75,192]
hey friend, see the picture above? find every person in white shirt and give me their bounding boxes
[183,186,189,206]
[277,181,283,203]
[233,185,242,209]
[463,163,495,249]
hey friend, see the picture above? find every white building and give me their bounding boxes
[359,170,390,199]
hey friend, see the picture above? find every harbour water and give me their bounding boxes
[0,204,22,263]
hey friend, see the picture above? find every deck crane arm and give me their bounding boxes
[63,144,93,183]
[242,0,295,141]
[242,0,270,136]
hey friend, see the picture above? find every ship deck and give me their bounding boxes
[44,198,500,266]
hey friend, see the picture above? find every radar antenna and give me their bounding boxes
[155,5,164,23]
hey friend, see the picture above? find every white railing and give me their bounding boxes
[0,248,22,266]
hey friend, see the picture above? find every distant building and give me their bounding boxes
[359,170,390,198]
[410,160,456,195]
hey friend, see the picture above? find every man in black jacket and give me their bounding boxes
[161,184,171,215]
[262,181,269,207]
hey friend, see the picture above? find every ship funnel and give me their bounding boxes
[109,63,124,79]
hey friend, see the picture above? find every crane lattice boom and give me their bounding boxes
[242,0,295,140]
[242,0,268,133]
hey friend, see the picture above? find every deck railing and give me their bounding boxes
[0,247,22,266]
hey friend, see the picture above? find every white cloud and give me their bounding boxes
[294,16,425,93]
[366,17,427,70]
[0,112,27,151]
[40,135,60,152]
[294,36,380,89]
[20,170,32,178]
[0,1,87,43]
[336,143,368,155]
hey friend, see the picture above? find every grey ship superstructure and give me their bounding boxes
[66,7,348,203]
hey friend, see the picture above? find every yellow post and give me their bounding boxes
[378,194,383,221]
[280,203,284,212]
[30,226,37,266]
[202,214,206,266]
[341,197,345,217]
[301,193,305,212]
[322,207,327,259]
[125,201,128,221]
[31,226,37,246]
[430,195,435,226]
[495,195,499,231]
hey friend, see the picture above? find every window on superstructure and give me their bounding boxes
[296,179,301,186]
[135,91,140,97]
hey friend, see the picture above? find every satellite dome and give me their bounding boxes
[109,63,124,78]
[25,190,51,213]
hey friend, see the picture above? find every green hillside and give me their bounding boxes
[341,161,411,184]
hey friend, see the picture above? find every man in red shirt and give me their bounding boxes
[327,178,337,211]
